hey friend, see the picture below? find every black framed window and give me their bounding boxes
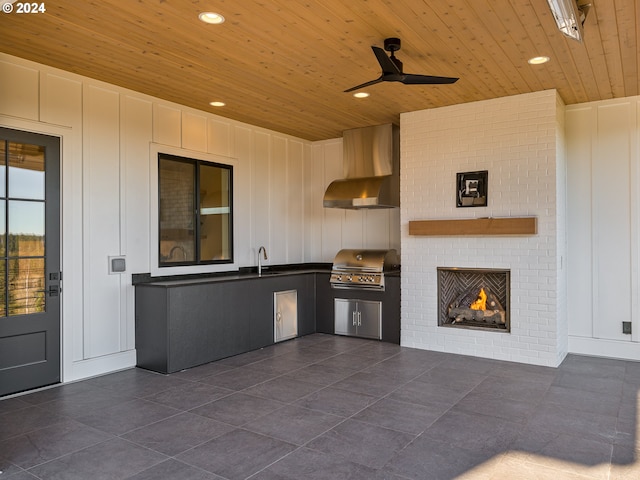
[158,153,233,266]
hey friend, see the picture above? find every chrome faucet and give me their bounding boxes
[258,246,268,276]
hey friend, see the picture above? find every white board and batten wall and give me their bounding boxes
[307,138,401,260]
[566,96,640,360]
[0,53,396,383]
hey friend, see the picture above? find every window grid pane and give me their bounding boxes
[8,201,44,257]
[8,142,45,200]
[0,141,5,198]
[159,157,196,265]
[8,257,45,316]
[0,260,5,315]
[199,163,232,262]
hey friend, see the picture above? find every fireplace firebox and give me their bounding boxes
[437,267,510,332]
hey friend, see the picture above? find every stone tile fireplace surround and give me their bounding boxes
[400,90,567,367]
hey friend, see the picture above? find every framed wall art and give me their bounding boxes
[457,170,488,207]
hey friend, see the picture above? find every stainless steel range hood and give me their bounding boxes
[323,124,399,209]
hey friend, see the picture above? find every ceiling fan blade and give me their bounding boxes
[372,46,401,75]
[401,74,459,85]
[345,39,459,92]
[344,76,385,93]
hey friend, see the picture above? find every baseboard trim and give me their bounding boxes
[63,349,137,383]
[568,336,640,362]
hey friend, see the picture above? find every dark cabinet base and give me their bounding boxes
[135,271,399,374]
[136,273,316,374]
[316,275,400,344]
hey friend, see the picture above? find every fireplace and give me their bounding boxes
[437,268,510,332]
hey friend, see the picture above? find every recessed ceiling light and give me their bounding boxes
[353,92,370,98]
[209,101,225,107]
[528,56,550,65]
[199,12,225,24]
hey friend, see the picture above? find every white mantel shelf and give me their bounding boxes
[408,217,537,236]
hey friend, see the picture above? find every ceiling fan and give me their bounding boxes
[344,37,459,93]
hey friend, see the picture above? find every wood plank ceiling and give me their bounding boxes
[0,0,638,141]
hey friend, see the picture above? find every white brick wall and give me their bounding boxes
[400,90,567,367]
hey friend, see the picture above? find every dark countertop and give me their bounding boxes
[132,263,333,287]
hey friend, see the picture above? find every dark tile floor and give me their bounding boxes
[1,333,639,479]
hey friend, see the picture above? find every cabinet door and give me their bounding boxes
[249,278,277,349]
[356,300,382,340]
[315,273,334,334]
[168,282,243,372]
[297,274,316,336]
[136,286,169,373]
[382,276,400,344]
[274,290,298,342]
[334,298,357,336]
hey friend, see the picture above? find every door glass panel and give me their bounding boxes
[8,142,45,200]
[0,200,5,257]
[8,257,45,315]
[0,141,5,197]
[7,199,45,316]
[0,260,5,316]
[8,201,45,257]
[158,157,196,264]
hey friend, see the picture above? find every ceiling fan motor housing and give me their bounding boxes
[384,37,402,52]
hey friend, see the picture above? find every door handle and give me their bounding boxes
[352,311,357,326]
[357,311,361,326]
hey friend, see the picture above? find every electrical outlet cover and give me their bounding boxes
[109,256,126,274]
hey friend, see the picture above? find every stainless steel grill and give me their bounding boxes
[330,249,399,290]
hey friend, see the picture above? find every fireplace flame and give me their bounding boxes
[470,288,487,311]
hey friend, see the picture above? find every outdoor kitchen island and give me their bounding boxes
[134,267,400,374]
